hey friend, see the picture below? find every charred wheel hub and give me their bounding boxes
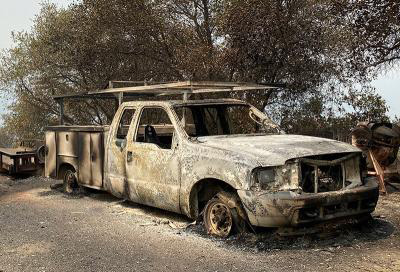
[206,201,233,237]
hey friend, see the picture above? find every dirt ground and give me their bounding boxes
[1,174,400,272]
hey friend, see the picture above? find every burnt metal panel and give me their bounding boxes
[90,133,104,188]
[45,131,57,178]
[56,156,79,176]
[78,132,92,185]
[125,142,181,213]
[57,131,78,158]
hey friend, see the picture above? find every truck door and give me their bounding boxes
[125,107,181,213]
[106,107,137,198]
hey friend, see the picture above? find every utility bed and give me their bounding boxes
[45,126,109,190]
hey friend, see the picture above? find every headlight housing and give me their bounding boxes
[256,168,276,185]
[252,167,276,191]
[251,161,300,191]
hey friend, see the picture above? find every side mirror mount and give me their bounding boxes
[121,139,127,149]
[262,119,285,134]
[249,107,284,134]
[171,131,179,150]
[115,138,127,150]
[249,109,263,126]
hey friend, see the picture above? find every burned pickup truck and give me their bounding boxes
[45,82,379,237]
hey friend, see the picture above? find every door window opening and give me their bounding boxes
[116,108,136,140]
[136,108,175,149]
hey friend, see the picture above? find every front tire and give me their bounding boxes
[203,192,246,237]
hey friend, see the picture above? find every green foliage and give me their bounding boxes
[0,0,397,140]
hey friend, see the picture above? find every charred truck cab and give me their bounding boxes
[46,81,379,237]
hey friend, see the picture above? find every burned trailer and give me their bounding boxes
[0,140,45,175]
[45,81,379,237]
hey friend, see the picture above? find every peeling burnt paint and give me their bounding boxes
[46,99,380,230]
[238,177,379,227]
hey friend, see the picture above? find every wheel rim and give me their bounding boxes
[207,201,233,237]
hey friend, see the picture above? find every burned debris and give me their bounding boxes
[352,122,400,194]
[0,140,44,175]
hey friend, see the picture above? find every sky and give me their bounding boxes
[0,0,399,125]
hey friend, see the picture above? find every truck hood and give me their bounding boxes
[196,134,361,166]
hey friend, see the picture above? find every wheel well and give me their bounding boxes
[57,163,76,180]
[189,178,236,218]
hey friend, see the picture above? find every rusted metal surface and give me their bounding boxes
[45,99,379,233]
[351,122,400,193]
[368,150,387,194]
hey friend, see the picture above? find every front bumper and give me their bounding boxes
[237,178,379,228]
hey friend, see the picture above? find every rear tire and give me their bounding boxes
[63,169,78,194]
[203,192,247,237]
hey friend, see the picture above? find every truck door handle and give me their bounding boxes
[127,151,133,162]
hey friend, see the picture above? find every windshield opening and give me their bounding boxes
[174,104,281,137]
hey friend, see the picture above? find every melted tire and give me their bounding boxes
[203,192,247,237]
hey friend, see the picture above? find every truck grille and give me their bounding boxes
[297,197,377,223]
[299,153,360,193]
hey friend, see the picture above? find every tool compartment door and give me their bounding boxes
[78,132,103,188]
[45,131,56,178]
[78,132,91,184]
[90,132,104,187]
